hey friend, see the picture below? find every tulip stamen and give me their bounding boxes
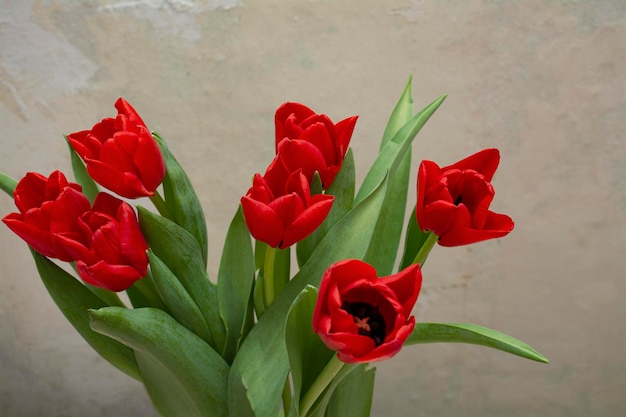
[342,301,387,347]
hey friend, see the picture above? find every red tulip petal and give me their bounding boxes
[379,264,422,317]
[86,161,152,198]
[354,319,415,363]
[115,97,147,127]
[277,139,328,185]
[275,102,316,146]
[438,210,514,246]
[133,128,165,192]
[299,121,337,165]
[416,160,442,231]
[443,148,500,182]
[334,115,358,157]
[77,260,143,292]
[281,194,333,248]
[13,172,48,213]
[3,215,63,259]
[240,197,284,248]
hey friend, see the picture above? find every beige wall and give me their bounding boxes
[1,1,625,416]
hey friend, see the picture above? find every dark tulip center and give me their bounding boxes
[341,301,387,347]
[454,195,463,206]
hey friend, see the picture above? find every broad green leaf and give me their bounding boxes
[228,174,389,417]
[84,283,125,308]
[30,250,140,380]
[399,206,431,269]
[253,272,267,318]
[255,240,268,271]
[137,206,224,351]
[379,75,414,150]
[217,207,255,363]
[134,351,204,417]
[302,362,361,417]
[285,286,334,415]
[355,95,447,205]
[296,149,356,267]
[125,283,151,308]
[363,147,411,275]
[148,251,212,344]
[324,366,376,417]
[0,172,17,195]
[153,132,209,268]
[406,322,549,363]
[89,307,229,417]
[67,139,99,203]
[362,78,416,275]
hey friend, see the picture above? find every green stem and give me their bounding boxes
[0,172,17,195]
[299,354,346,417]
[263,246,278,307]
[149,190,174,221]
[411,232,438,266]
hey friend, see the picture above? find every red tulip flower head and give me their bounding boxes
[67,98,165,199]
[274,102,357,189]
[2,171,91,261]
[56,192,149,292]
[241,167,334,249]
[312,259,422,363]
[416,148,514,246]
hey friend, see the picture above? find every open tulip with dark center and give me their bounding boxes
[312,259,422,363]
[416,148,514,246]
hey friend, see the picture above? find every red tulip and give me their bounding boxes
[67,98,165,199]
[56,192,148,292]
[416,148,514,246]
[312,259,422,363]
[2,171,90,261]
[240,169,334,249]
[274,102,357,188]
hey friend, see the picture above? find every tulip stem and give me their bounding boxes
[411,232,438,266]
[149,190,174,221]
[263,246,290,308]
[299,354,346,417]
[263,246,278,307]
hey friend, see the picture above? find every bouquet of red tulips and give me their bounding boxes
[1,77,547,417]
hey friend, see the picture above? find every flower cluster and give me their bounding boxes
[1,82,544,417]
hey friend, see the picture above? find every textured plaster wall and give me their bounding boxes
[0,1,625,416]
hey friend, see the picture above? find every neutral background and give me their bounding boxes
[1,1,624,416]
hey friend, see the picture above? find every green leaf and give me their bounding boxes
[355,94,447,205]
[296,149,356,267]
[324,366,376,417]
[137,206,224,351]
[302,362,361,417]
[406,322,549,363]
[363,147,411,275]
[285,286,335,415]
[89,307,229,417]
[30,250,140,380]
[362,78,417,275]
[399,206,431,269]
[0,172,17,195]
[67,139,99,203]
[153,132,209,268]
[379,75,414,151]
[148,251,212,344]
[217,207,255,363]
[228,173,389,417]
